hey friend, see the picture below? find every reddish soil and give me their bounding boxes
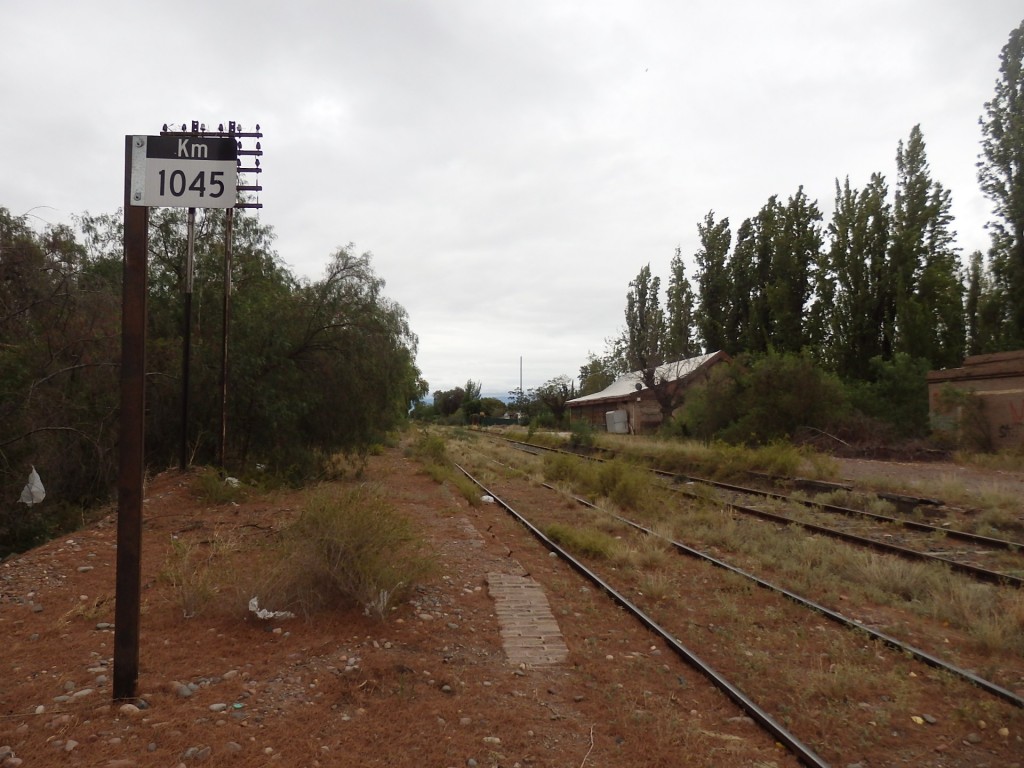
[1,445,1022,767]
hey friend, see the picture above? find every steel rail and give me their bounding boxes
[493,436,1024,586]
[654,469,1024,554]
[546,484,1024,710]
[670,485,1024,589]
[454,462,832,768]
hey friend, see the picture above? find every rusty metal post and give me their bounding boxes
[114,136,149,701]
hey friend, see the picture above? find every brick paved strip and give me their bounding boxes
[487,572,569,667]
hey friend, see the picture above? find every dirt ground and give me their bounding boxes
[831,455,1024,500]
[1,445,1022,767]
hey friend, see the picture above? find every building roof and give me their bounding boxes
[566,351,726,407]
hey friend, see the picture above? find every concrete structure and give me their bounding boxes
[927,350,1024,450]
[566,351,729,434]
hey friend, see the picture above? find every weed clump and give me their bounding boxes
[160,536,225,618]
[255,485,434,619]
[193,468,248,505]
[544,522,617,559]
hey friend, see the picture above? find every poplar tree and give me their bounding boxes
[892,125,964,367]
[724,190,821,355]
[694,211,731,353]
[726,218,758,354]
[768,187,823,353]
[978,18,1024,347]
[665,247,698,359]
[623,263,665,378]
[823,174,891,378]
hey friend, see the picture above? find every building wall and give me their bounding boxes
[569,393,660,434]
[927,351,1024,450]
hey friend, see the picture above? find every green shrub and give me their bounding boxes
[569,420,596,450]
[846,354,931,438]
[682,352,851,445]
[410,431,448,465]
[543,522,617,559]
[450,472,483,506]
[543,453,590,485]
[193,468,248,504]
[254,485,434,618]
[596,460,649,509]
[0,501,85,559]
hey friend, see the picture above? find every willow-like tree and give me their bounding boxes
[978,18,1024,347]
[532,375,575,425]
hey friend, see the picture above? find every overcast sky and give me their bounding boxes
[4,1,1022,397]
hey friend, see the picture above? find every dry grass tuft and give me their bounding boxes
[250,484,435,619]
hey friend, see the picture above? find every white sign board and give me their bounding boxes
[130,135,238,208]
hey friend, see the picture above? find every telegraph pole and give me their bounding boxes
[158,121,263,469]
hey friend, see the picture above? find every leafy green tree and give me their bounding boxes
[433,387,465,416]
[460,380,485,419]
[768,187,823,353]
[1,206,423,551]
[1,209,121,553]
[681,352,848,444]
[725,217,759,354]
[621,264,689,420]
[577,351,619,396]
[665,247,699,359]
[891,125,964,367]
[726,190,824,354]
[823,174,892,378]
[532,375,575,426]
[694,211,732,353]
[978,18,1024,346]
[965,249,1008,354]
[623,263,665,378]
[478,397,507,417]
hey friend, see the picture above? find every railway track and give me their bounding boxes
[454,462,831,768]
[451,437,1024,765]
[499,436,1024,588]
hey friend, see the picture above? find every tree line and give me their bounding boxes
[427,19,1024,441]
[0,206,424,555]
[583,20,1024,438]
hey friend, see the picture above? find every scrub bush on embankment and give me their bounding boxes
[250,484,435,619]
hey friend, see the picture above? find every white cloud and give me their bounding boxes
[2,0,1021,395]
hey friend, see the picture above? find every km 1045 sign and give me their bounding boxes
[129,135,238,208]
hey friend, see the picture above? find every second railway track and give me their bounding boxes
[447,433,1024,766]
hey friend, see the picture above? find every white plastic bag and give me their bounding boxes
[19,466,45,506]
[248,596,295,620]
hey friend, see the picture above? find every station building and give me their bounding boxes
[566,351,729,434]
